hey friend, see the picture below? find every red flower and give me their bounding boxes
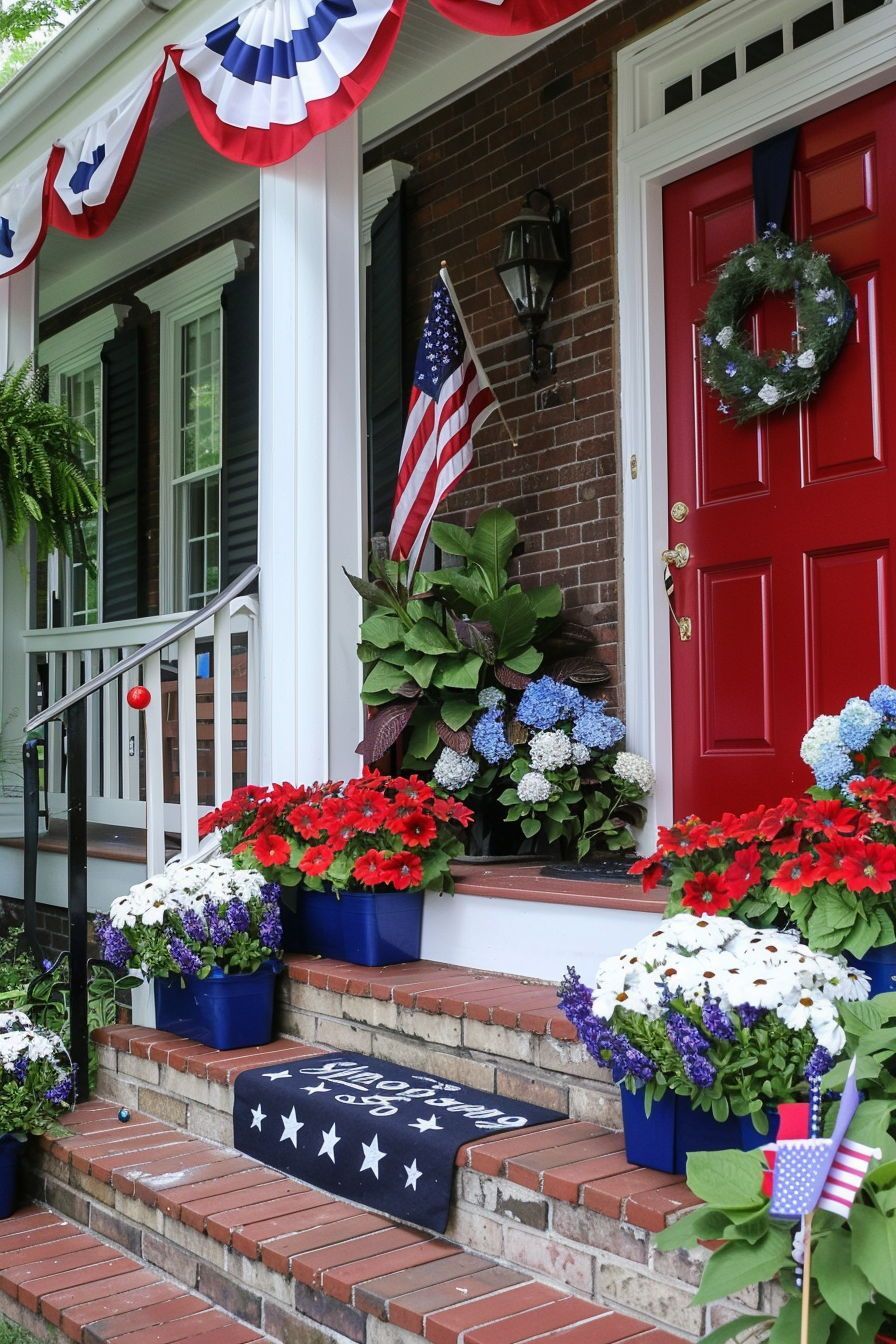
[681,871,740,915]
[839,842,896,894]
[381,851,424,891]
[394,774,434,807]
[198,809,221,838]
[286,804,324,841]
[771,852,817,894]
[346,794,391,834]
[299,844,335,877]
[628,853,664,893]
[321,796,352,827]
[325,822,357,853]
[803,800,865,837]
[725,843,762,898]
[387,810,437,848]
[253,833,291,867]
[352,848,389,886]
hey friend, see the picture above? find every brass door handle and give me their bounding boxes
[661,542,690,569]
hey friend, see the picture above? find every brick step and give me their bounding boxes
[276,955,621,1126]
[0,1203,268,1344]
[30,1099,691,1344]
[92,1027,764,1336]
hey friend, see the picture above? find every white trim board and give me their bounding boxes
[616,0,896,844]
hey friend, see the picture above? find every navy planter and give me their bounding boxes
[154,960,281,1051]
[850,944,896,995]
[0,1134,22,1218]
[620,1086,778,1175]
[282,888,424,966]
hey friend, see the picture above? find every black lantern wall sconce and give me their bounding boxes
[495,186,571,381]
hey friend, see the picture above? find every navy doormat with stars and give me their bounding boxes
[232,1052,564,1233]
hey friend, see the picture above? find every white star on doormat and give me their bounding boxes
[409,1115,443,1134]
[263,1070,293,1081]
[360,1134,386,1178]
[302,1082,330,1096]
[250,1104,266,1132]
[280,1108,304,1147]
[318,1124,341,1163]
[404,1160,422,1191]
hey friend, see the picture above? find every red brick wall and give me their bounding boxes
[365,0,691,699]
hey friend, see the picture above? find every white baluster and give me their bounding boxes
[244,602,260,785]
[121,652,141,802]
[47,652,61,794]
[177,630,199,859]
[213,608,233,805]
[143,652,165,877]
[86,649,100,798]
[101,649,119,799]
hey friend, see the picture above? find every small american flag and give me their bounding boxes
[767,1060,881,1221]
[389,270,496,576]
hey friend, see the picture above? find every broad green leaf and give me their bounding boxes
[769,1297,834,1344]
[403,619,457,655]
[360,612,405,649]
[426,568,489,608]
[813,1230,870,1329]
[697,1316,773,1344]
[441,699,478,731]
[837,999,886,1036]
[470,508,518,597]
[361,661,410,695]
[405,714,440,762]
[526,583,563,619]
[827,1305,886,1344]
[344,569,395,609]
[692,1225,794,1306]
[654,1206,732,1250]
[503,646,543,674]
[685,1149,767,1210]
[405,653,438,688]
[848,1205,896,1300]
[430,521,474,557]
[521,817,541,838]
[436,656,483,689]
[474,593,537,659]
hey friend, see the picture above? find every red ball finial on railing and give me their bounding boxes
[126,685,151,711]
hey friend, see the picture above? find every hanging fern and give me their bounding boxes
[0,359,103,565]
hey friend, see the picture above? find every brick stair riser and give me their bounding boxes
[275,979,623,1126]
[28,1160,380,1344]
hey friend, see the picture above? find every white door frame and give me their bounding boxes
[616,0,896,841]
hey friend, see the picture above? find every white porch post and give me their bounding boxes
[257,117,366,787]
[0,266,36,828]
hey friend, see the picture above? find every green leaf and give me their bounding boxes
[813,1230,870,1329]
[360,613,405,648]
[403,619,458,655]
[521,817,541,838]
[692,1225,794,1306]
[526,583,563,619]
[361,660,410,695]
[437,656,483,689]
[344,569,395,610]
[503,646,543,674]
[470,508,518,597]
[654,1206,732,1251]
[685,1148,767,1210]
[405,653,438,688]
[405,714,440,762]
[430,521,474,557]
[847,1204,896,1300]
[769,1297,834,1344]
[474,593,537,659]
[441,699,478,731]
[696,1316,774,1344]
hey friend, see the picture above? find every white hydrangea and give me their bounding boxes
[570,741,591,766]
[715,326,735,348]
[517,771,552,804]
[529,730,572,772]
[796,348,816,369]
[433,747,479,791]
[758,382,781,406]
[478,687,506,709]
[746,257,760,272]
[613,751,656,793]
[800,714,841,767]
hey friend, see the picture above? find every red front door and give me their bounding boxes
[663,83,896,820]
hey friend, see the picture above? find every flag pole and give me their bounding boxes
[799,1212,814,1344]
[439,260,518,449]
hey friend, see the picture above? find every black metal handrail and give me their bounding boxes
[21,563,260,1100]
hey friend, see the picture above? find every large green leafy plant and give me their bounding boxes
[0,360,102,562]
[348,508,607,767]
[654,993,896,1344]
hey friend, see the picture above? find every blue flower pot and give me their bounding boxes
[154,959,281,1051]
[0,1134,22,1219]
[281,888,423,966]
[620,1086,778,1175]
[849,944,896,995]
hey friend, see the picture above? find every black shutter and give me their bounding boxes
[367,188,406,537]
[220,267,259,588]
[101,325,141,622]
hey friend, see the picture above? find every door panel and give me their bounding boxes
[664,82,896,817]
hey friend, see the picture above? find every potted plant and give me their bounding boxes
[0,360,103,561]
[95,858,283,1050]
[557,912,868,1174]
[0,1010,73,1218]
[200,773,473,966]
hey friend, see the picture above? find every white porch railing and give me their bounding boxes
[23,572,260,869]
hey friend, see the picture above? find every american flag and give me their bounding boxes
[389,270,496,576]
[767,1060,881,1221]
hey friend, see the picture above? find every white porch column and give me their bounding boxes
[0,266,36,825]
[258,117,366,786]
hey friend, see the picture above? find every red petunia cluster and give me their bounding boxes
[200,771,473,893]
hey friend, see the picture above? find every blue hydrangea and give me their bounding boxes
[516,678,584,730]
[812,741,853,789]
[572,704,625,750]
[471,707,514,764]
[838,697,882,752]
[840,773,864,801]
[870,684,896,719]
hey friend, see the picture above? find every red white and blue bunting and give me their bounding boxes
[0,0,595,281]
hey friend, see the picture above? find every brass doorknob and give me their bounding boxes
[661,542,690,569]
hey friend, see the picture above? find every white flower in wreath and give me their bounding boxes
[757,382,781,406]
[815,287,835,302]
[796,349,816,369]
[715,325,735,349]
[746,256,760,272]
